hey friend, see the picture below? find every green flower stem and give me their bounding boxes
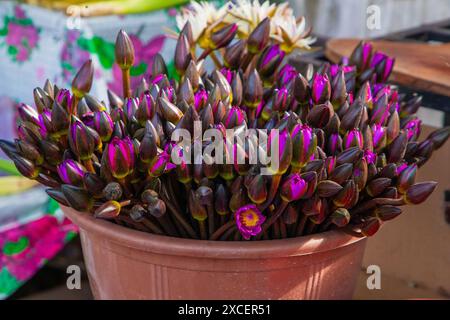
[295,214,308,236]
[209,220,235,240]
[160,187,198,239]
[117,177,133,198]
[256,200,289,240]
[122,68,131,98]
[305,220,317,235]
[258,175,282,212]
[209,51,222,69]
[220,225,237,241]
[199,220,207,240]
[351,197,404,215]
[206,204,215,237]
[279,220,287,238]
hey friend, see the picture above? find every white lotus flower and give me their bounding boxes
[176,1,227,42]
[225,0,277,36]
[271,15,316,53]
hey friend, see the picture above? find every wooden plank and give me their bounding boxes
[325,39,450,97]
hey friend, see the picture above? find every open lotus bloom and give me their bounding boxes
[1,0,449,241]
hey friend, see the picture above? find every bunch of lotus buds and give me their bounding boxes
[1,1,449,241]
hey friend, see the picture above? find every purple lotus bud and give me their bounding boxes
[307,102,333,128]
[95,200,121,219]
[427,127,450,150]
[317,180,343,197]
[371,51,395,83]
[397,164,417,194]
[83,94,106,113]
[344,128,363,149]
[61,184,93,212]
[375,206,402,221]
[211,23,238,49]
[189,190,207,222]
[175,149,192,184]
[370,124,386,152]
[330,208,351,227]
[280,173,307,202]
[325,156,337,174]
[341,101,364,132]
[291,124,317,169]
[247,17,271,54]
[82,172,106,198]
[158,97,183,124]
[330,163,353,185]
[135,94,155,125]
[72,59,94,98]
[18,103,40,127]
[416,139,434,160]
[404,181,437,205]
[386,110,400,144]
[148,151,175,178]
[311,73,331,104]
[33,87,52,113]
[360,219,380,237]
[110,104,126,124]
[293,73,310,103]
[124,97,138,121]
[268,129,292,175]
[331,69,347,106]
[326,133,343,156]
[115,30,135,70]
[178,77,194,106]
[403,118,421,141]
[349,41,373,71]
[179,62,199,92]
[57,159,85,185]
[247,175,267,204]
[201,104,214,132]
[46,188,69,206]
[272,87,290,112]
[194,88,208,111]
[107,89,124,109]
[11,154,40,179]
[105,136,135,179]
[303,159,324,174]
[174,34,192,74]
[277,64,297,86]
[333,180,358,208]
[235,204,266,240]
[224,39,247,69]
[222,106,246,129]
[15,139,42,165]
[244,69,263,109]
[139,123,158,164]
[214,184,229,216]
[356,81,372,108]
[51,101,70,137]
[257,44,285,78]
[68,116,96,160]
[366,177,392,197]
[92,111,114,142]
[387,131,407,163]
[152,53,168,77]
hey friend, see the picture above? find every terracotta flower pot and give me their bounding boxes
[62,206,367,300]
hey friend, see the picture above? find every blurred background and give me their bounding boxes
[0,0,449,300]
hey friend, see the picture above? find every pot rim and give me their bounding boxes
[62,205,366,259]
